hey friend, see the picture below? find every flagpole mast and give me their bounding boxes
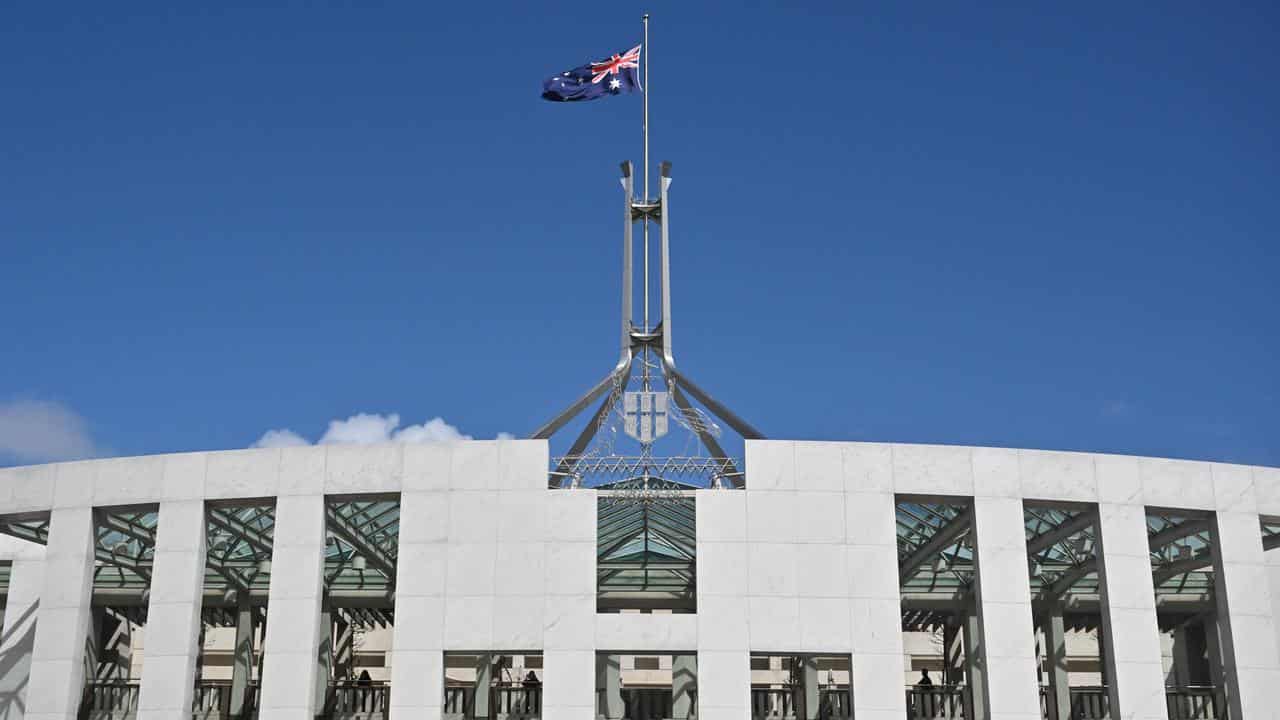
[642,13,650,337]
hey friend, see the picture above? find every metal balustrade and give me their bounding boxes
[751,687,798,718]
[1067,686,1109,719]
[904,685,969,719]
[81,682,140,718]
[492,686,542,719]
[322,680,390,718]
[1166,686,1221,720]
[191,680,260,718]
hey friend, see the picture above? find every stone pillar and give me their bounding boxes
[943,619,963,686]
[390,487,447,719]
[801,656,819,720]
[0,556,45,720]
[597,654,624,719]
[26,507,96,720]
[543,650,596,720]
[313,602,333,713]
[259,494,327,719]
[1042,608,1071,720]
[840,452,907,719]
[1204,614,1226,712]
[474,654,492,719]
[137,500,207,718]
[1210,506,1280,720]
[333,613,353,681]
[970,497,1041,719]
[1170,627,1193,688]
[1094,502,1167,720]
[962,611,986,720]
[229,600,255,717]
[672,654,696,720]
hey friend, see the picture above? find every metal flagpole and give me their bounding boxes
[641,14,650,338]
[641,13,651,392]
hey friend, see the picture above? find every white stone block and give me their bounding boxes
[845,546,900,600]
[444,595,495,648]
[324,443,402,493]
[398,491,449,545]
[747,596,800,651]
[51,461,94,509]
[389,649,444,716]
[747,543,798,597]
[259,650,319,711]
[403,442,453,492]
[696,595,749,651]
[498,440,548,490]
[1212,463,1256,513]
[395,543,448,597]
[850,597,905,655]
[391,596,445,650]
[492,595,545,649]
[7,463,56,513]
[544,542,595,597]
[445,543,497,596]
[790,492,846,544]
[695,651,750,713]
[795,441,844,492]
[972,446,1020,498]
[891,443,974,496]
[1096,503,1151,558]
[95,455,165,505]
[745,441,796,491]
[494,542,546,596]
[1095,553,1156,610]
[541,649,596,717]
[696,491,747,543]
[1018,449,1097,501]
[1255,466,1280,517]
[796,542,849,598]
[850,652,908,713]
[697,542,748,596]
[1139,457,1214,510]
[275,445,325,496]
[799,597,852,651]
[205,448,280,500]
[745,491,798,543]
[595,613,697,652]
[842,442,893,494]
[446,491,500,542]
[1095,453,1142,505]
[542,595,595,651]
[496,491,547,542]
[162,451,208,501]
[544,492,596,543]
[845,491,898,547]
[450,441,499,490]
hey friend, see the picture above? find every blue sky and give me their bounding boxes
[1,2,1277,468]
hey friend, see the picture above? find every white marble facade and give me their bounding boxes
[0,440,1277,719]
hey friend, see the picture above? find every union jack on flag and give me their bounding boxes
[542,44,642,102]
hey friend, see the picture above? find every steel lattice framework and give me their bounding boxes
[532,162,761,490]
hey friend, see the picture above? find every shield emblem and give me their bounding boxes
[623,391,669,443]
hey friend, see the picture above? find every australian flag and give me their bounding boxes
[542,44,641,102]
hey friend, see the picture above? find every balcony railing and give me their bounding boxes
[80,682,140,718]
[192,680,260,719]
[321,680,390,718]
[905,685,970,719]
[1166,686,1221,720]
[751,687,797,718]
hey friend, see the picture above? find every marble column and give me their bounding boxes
[25,507,95,720]
[971,497,1041,719]
[137,500,207,718]
[671,654,697,720]
[0,557,44,720]
[1210,507,1280,720]
[1094,502,1168,720]
[1042,607,1070,720]
[258,495,327,719]
[229,600,255,717]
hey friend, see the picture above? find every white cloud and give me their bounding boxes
[251,428,311,448]
[251,412,507,448]
[0,399,101,464]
